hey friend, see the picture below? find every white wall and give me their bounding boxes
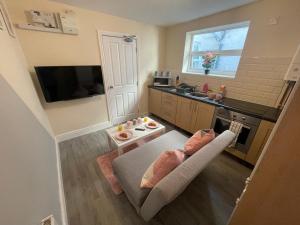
[0,74,62,225]
[0,1,53,135]
[7,0,166,135]
[165,0,300,107]
[0,3,63,224]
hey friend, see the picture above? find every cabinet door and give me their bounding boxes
[192,102,215,133]
[175,97,197,133]
[149,89,162,116]
[160,92,178,123]
[245,120,275,165]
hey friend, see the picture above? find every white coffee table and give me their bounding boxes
[106,117,166,155]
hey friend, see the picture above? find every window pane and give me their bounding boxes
[190,55,241,74]
[213,56,241,73]
[191,56,204,70]
[192,26,249,52]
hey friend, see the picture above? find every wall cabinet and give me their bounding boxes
[245,120,275,165]
[149,88,162,117]
[160,92,178,124]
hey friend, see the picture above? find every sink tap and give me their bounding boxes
[193,85,201,93]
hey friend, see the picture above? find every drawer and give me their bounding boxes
[160,93,178,123]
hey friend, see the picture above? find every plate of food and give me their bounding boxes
[145,121,159,129]
[115,130,133,141]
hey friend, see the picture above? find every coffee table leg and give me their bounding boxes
[118,147,124,156]
[107,134,113,151]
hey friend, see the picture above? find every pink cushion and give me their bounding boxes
[184,129,215,155]
[141,150,185,188]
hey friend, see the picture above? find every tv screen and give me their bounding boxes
[35,65,105,102]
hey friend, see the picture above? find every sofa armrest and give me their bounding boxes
[140,130,235,221]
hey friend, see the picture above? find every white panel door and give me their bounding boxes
[101,35,138,124]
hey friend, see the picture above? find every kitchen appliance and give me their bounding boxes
[153,71,172,87]
[35,65,105,102]
[211,107,261,153]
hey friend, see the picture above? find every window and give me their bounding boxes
[182,21,250,78]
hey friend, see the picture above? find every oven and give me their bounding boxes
[211,107,261,153]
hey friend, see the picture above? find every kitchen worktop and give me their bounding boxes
[149,85,281,123]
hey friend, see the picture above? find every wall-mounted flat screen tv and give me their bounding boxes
[35,65,105,102]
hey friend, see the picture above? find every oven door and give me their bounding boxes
[213,116,258,153]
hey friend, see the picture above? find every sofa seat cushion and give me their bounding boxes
[112,130,188,209]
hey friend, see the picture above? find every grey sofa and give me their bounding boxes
[112,130,235,221]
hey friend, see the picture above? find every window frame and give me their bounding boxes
[182,21,250,78]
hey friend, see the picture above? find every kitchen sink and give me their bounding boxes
[169,88,189,94]
[188,92,208,98]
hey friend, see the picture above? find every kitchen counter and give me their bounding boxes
[149,85,281,122]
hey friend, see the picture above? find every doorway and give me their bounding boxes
[98,32,139,125]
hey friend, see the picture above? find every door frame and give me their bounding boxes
[97,30,140,124]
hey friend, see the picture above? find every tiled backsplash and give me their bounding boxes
[177,57,291,107]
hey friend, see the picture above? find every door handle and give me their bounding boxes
[108,85,114,89]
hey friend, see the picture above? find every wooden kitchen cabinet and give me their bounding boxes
[149,88,162,117]
[149,88,275,166]
[192,101,215,133]
[245,120,275,165]
[175,97,198,133]
[160,92,178,124]
[176,96,215,133]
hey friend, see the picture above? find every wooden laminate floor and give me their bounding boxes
[59,116,251,225]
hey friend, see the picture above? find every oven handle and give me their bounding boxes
[215,116,251,130]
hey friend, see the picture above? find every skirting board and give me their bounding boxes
[55,121,112,143]
[55,140,68,225]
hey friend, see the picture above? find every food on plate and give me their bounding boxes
[119,132,128,138]
[115,130,132,141]
[148,122,157,127]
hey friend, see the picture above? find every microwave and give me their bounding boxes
[153,77,172,87]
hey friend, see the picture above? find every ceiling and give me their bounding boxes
[53,0,256,26]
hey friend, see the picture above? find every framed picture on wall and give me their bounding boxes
[0,0,15,37]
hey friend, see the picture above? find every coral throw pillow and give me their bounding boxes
[184,129,215,156]
[141,150,185,189]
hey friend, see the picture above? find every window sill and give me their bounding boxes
[182,71,236,79]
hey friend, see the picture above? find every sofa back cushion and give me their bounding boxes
[141,150,185,188]
[184,129,215,155]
